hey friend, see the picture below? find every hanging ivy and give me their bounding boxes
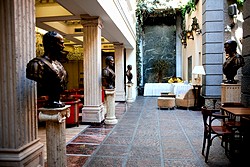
[236,0,244,7]
[179,0,196,30]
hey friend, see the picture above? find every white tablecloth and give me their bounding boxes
[143,83,192,96]
[143,83,174,96]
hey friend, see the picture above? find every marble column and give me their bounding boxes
[0,0,44,166]
[81,14,104,123]
[38,106,70,167]
[114,43,126,101]
[104,89,118,124]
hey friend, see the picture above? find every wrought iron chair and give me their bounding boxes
[201,106,232,162]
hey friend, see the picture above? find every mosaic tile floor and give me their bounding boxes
[41,97,247,167]
[65,102,128,167]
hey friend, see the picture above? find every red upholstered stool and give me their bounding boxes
[64,99,81,127]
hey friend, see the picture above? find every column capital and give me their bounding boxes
[80,14,103,29]
[38,105,71,123]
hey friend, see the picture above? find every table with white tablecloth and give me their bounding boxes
[143,83,192,96]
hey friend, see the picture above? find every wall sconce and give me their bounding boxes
[180,31,187,48]
[186,30,194,40]
[191,17,202,34]
[227,4,237,29]
[181,39,187,48]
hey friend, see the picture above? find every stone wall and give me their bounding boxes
[143,25,176,84]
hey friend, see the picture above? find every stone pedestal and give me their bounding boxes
[126,83,133,103]
[221,83,241,103]
[104,89,118,124]
[38,105,70,167]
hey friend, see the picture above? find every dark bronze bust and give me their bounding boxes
[223,40,245,84]
[26,31,67,108]
[126,65,133,83]
[102,56,115,89]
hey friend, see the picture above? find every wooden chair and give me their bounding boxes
[201,106,232,162]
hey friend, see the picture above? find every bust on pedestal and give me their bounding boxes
[221,40,244,104]
[223,40,244,84]
[26,31,68,108]
[126,64,133,102]
[26,31,70,167]
[102,56,117,124]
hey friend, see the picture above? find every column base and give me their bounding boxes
[104,118,118,124]
[82,104,104,123]
[115,91,126,101]
[0,140,44,166]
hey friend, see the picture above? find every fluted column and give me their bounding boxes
[114,43,126,101]
[81,14,104,123]
[0,0,44,166]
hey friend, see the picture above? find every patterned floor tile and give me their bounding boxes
[61,97,235,166]
[80,128,111,135]
[126,157,162,167]
[66,144,98,155]
[95,145,129,157]
[67,155,89,167]
[71,135,106,144]
[85,156,124,167]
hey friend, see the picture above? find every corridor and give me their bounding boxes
[60,96,241,167]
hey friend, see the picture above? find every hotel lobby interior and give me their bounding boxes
[1,0,250,166]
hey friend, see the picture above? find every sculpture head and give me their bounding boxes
[224,40,237,56]
[105,56,114,68]
[127,65,132,71]
[43,31,65,60]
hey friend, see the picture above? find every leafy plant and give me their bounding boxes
[152,59,169,83]
[236,0,244,7]
[179,0,196,30]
